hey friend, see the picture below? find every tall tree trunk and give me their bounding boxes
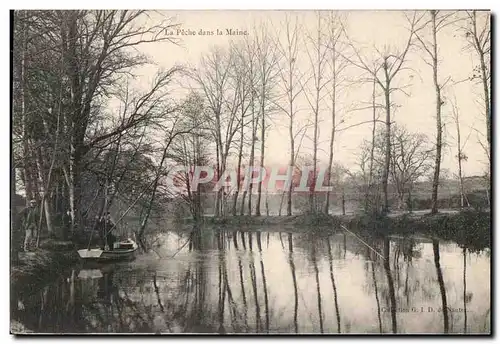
[19,11,34,204]
[430,11,442,215]
[65,13,84,233]
[278,191,286,216]
[365,79,378,212]
[287,114,295,216]
[195,136,203,220]
[369,78,377,187]
[311,99,319,214]
[240,189,247,216]
[232,112,245,216]
[36,86,62,238]
[240,153,248,216]
[215,142,221,217]
[68,149,82,232]
[324,54,336,214]
[454,104,469,208]
[458,156,465,208]
[408,186,414,212]
[287,51,295,217]
[35,148,55,238]
[480,58,490,152]
[256,103,265,216]
[472,11,491,152]
[309,15,323,214]
[480,53,490,152]
[342,189,346,215]
[11,147,19,265]
[382,69,391,214]
[246,103,256,216]
[138,145,170,238]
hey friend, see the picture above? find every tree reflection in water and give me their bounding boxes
[11,228,490,334]
[433,239,449,333]
[287,233,299,333]
[257,232,270,333]
[327,237,341,333]
[383,236,398,333]
[463,247,467,334]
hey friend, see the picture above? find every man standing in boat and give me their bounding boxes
[96,215,106,249]
[103,212,117,250]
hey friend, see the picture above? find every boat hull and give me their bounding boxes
[77,240,138,262]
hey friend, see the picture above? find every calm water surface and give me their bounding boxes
[12,228,491,334]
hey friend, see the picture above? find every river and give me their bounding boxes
[11,228,491,334]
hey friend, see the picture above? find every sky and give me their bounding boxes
[132,10,490,178]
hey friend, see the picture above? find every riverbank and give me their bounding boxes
[180,209,491,251]
[11,242,79,294]
[10,244,79,335]
[346,210,491,252]
[10,210,490,289]
[10,209,490,334]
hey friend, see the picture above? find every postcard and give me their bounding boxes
[10,9,491,335]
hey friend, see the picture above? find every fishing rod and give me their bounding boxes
[104,178,158,237]
[339,224,386,261]
[86,178,157,250]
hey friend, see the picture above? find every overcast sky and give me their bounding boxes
[133,10,490,178]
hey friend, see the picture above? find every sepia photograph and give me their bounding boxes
[9,9,491,335]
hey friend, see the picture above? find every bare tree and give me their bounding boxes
[254,22,280,216]
[137,105,202,239]
[462,11,491,153]
[57,10,180,231]
[192,46,244,216]
[341,70,385,212]
[229,42,254,216]
[13,11,183,242]
[342,11,420,214]
[240,40,259,217]
[450,94,470,208]
[368,79,382,191]
[169,92,212,220]
[413,10,457,214]
[388,125,433,211]
[359,124,432,212]
[324,11,349,214]
[273,14,307,216]
[13,11,68,240]
[303,11,330,213]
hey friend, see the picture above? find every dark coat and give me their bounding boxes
[20,206,39,230]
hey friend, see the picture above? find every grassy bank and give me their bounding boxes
[11,242,79,295]
[179,210,491,251]
[181,212,346,228]
[346,210,490,252]
[10,244,79,335]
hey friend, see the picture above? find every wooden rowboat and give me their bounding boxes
[77,239,138,262]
